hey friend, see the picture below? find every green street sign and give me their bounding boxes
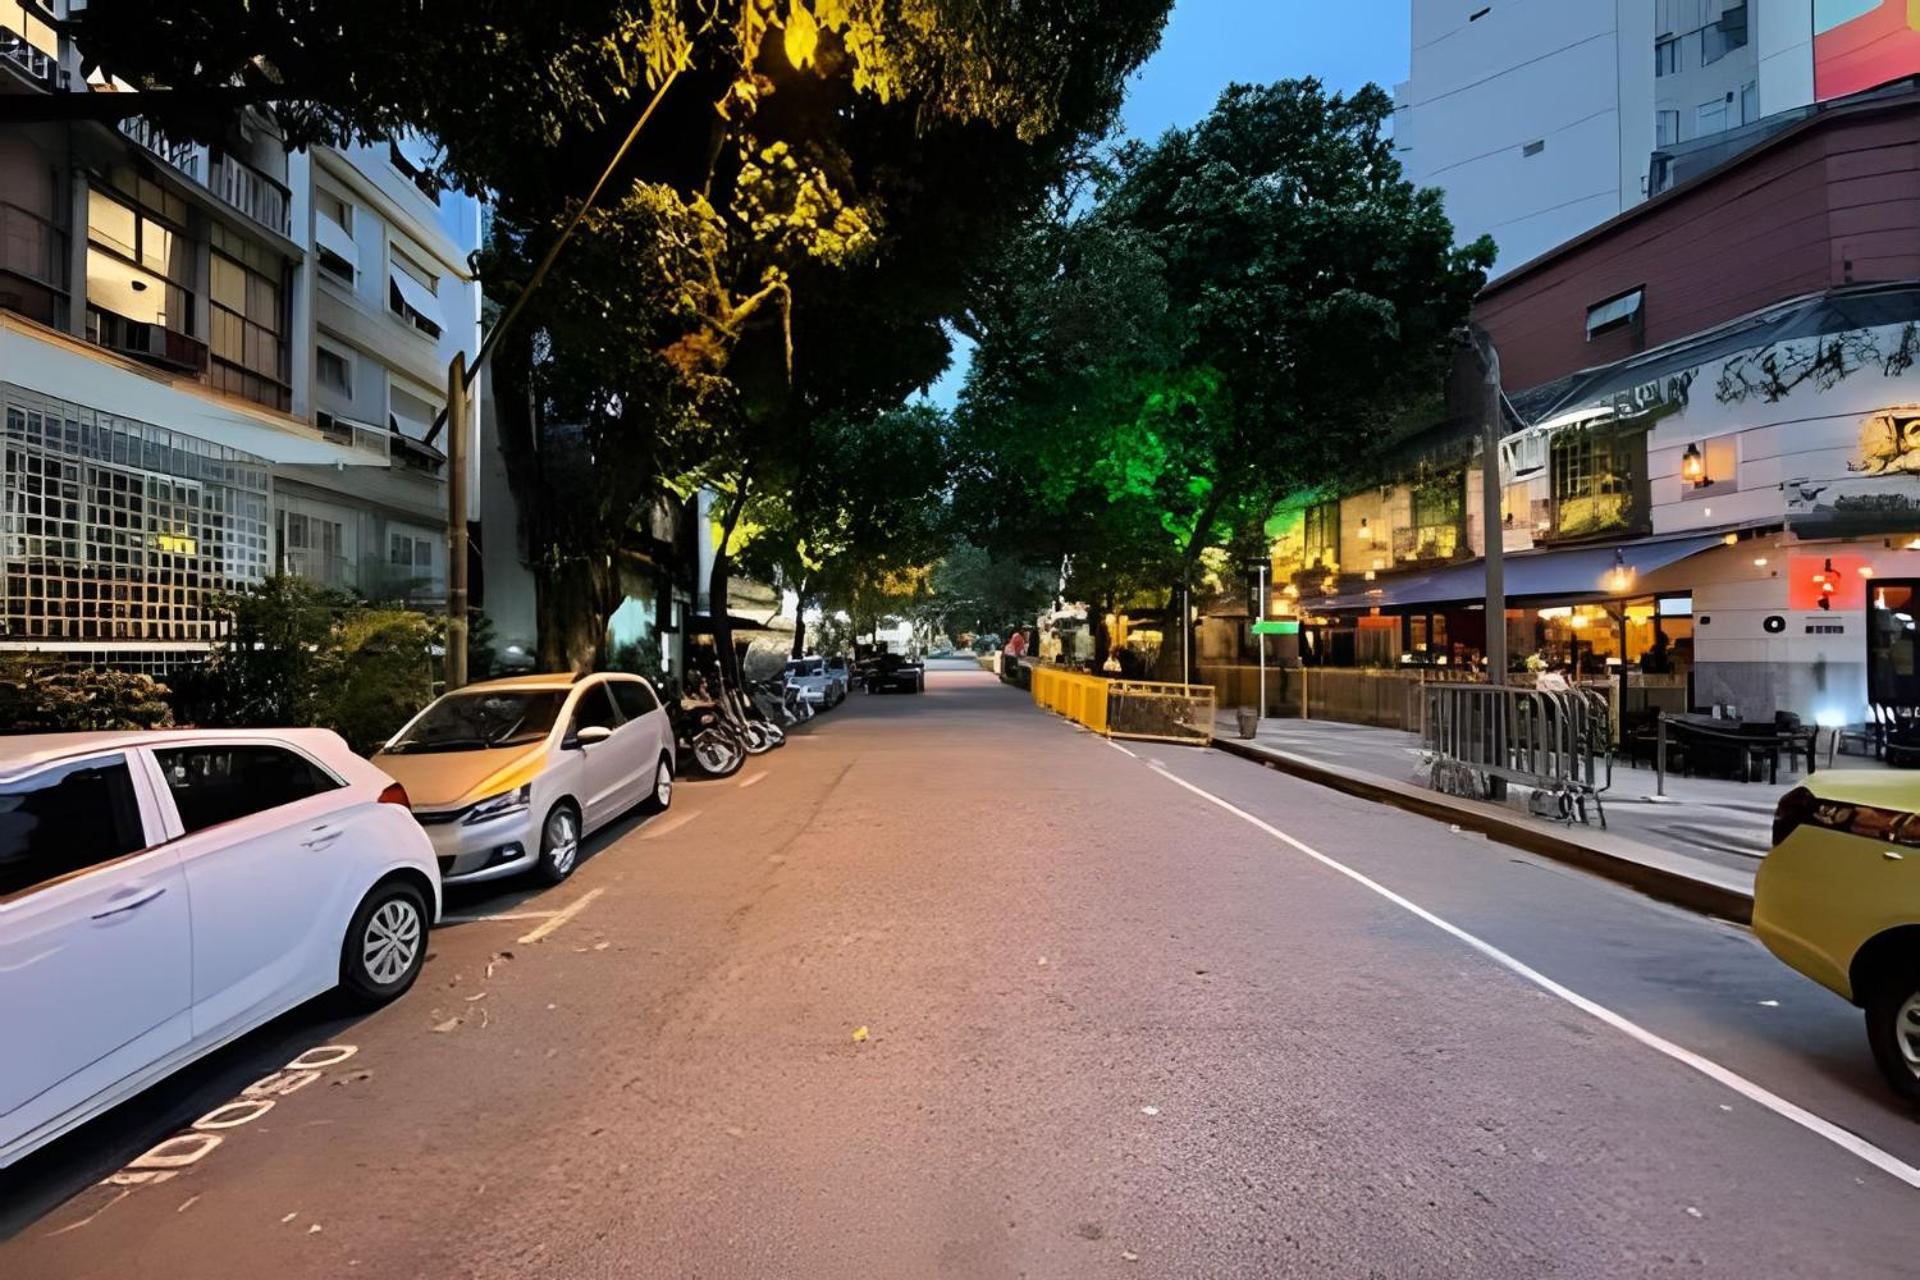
[1251,619,1299,636]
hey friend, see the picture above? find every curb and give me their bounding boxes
[1209,735,1754,925]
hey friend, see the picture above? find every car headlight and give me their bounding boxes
[463,784,531,825]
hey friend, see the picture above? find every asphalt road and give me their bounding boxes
[4,660,1918,1278]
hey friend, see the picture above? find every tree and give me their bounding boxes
[958,79,1494,669]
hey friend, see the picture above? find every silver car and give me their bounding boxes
[374,673,675,886]
[782,657,845,708]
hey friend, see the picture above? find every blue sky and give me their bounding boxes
[921,0,1413,407]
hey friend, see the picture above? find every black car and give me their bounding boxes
[865,652,925,693]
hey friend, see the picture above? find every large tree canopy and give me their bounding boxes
[957,78,1494,664]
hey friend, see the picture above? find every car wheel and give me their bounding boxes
[641,754,674,814]
[1865,967,1920,1104]
[340,880,428,1008]
[535,801,582,885]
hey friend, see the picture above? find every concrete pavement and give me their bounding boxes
[3,662,1916,1277]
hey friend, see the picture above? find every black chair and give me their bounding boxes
[1774,712,1818,776]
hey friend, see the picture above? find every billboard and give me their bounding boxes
[1815,0,1920,101]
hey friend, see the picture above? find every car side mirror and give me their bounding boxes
[571,725,613,749]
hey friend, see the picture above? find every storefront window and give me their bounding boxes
[1870,582,1919,706]
[1550,427,1636,539]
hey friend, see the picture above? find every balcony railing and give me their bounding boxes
[0,25,54,86]
[88,306,210,376]
[315,412,393,459]
[119,116,207,185]
[210,151,291,238]
[118,118,293,239]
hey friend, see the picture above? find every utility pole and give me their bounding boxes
[1256,559,1268,725]
[1471,326,1508,800]
[1477,328,1507,686]
[445,351,469,690]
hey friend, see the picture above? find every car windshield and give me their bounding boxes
[786,660,824,676]
[386,690,567,753]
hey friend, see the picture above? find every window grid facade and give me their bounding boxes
[1,386,270,644]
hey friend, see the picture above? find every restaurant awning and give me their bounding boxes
[1310,533,1726,612]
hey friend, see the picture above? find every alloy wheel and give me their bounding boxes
[1898,992,1920,1077]
[655,761,673,808]
[546,808,580,876]
[362,898,422,986]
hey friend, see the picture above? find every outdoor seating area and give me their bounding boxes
[1624,710,1820,785]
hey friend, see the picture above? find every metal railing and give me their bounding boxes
[210,151,291,238]
[0,25,54,85]
[120,117,206,184]
[1422,683,1612,827]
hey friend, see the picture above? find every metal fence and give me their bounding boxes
[1421,683,1613,827]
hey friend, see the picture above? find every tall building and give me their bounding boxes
[1396,1,1841,276]
[0,1,480,671]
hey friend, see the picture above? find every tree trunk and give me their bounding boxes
[536,555,618,673]
[708,484,750,694]
[1152,488,1229,682]
[789,575,809,658]
[1091,590,1114,673]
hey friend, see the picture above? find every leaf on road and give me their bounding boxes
[431,1017,461,1033]
[851,1025,870,1043]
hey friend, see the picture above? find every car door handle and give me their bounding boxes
[92,886,167,920]
[302,826,343,850]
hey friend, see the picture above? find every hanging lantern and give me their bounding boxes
[1681,442,1708,487]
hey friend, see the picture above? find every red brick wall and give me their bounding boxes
[1474,96,1920,392]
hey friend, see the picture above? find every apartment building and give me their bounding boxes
[0,2,480,670]
[1396,1,1845,276]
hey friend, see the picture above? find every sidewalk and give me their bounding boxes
[1205,712,1888,920]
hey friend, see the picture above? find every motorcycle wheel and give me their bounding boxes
[761,721,787,747]
[691,729,745,777]
[740,720,776,755]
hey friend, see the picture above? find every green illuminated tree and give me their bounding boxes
[959,79,1493,669]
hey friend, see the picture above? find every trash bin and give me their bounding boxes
[1235,706,1258,739]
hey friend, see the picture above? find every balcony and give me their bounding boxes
[118,118,292,240]
[87,306,210,376]
[315,411,393,460]
[0,24,54,88]
[210,151,291,238]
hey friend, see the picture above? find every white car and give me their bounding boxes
[0,728,439,1170]
[373,672,676,886]
[783,657,843,708]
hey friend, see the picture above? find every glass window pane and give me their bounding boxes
[247,273,279,328]
[87,192,137,260]
[211,255,246,312]
[0,755,146,896]
[153,745,341,834]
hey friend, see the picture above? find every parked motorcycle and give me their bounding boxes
[668,699,746,778]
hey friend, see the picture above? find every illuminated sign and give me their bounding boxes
[1815,0,1920,101]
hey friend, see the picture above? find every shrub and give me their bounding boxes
[0,654,174,733]
[317,609,437,754]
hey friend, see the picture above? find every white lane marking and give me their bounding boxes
[638,809,703,841]
[439,909,558,925]
[517,887,605,944]
[1118,741,1920,1190]
[737,772,767,789]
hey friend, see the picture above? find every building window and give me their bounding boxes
[1,389,271,643]
[1550,427,1635,539]
[1740,80,1758,124]
[389,532,432,570]
[1655,37,1679,77]
[1870,581,1920,706]
[1656,110,1680,147]
[1585,286,1644,340]
[85,185,198,369]
[387,248,443,339]
[1403,473,1463,562]
[316,345,352,397]
[314,188,356,283]
[1701,1,1748,67]
[207,226,289,412]
[0,137,69,329]
[282,509,348,587]
[1302,499,1339,569]
[1697,96,1730,135]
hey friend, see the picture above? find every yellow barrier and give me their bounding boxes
[1030,665,1110,735]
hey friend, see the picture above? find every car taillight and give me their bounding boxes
[1772,786,1816,848]
[378,781,411,808]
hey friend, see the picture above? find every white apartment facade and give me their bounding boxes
[1397,1,1830,276]
[0,2,480,670]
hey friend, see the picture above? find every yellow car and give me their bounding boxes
[1755,771,1920,1101]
